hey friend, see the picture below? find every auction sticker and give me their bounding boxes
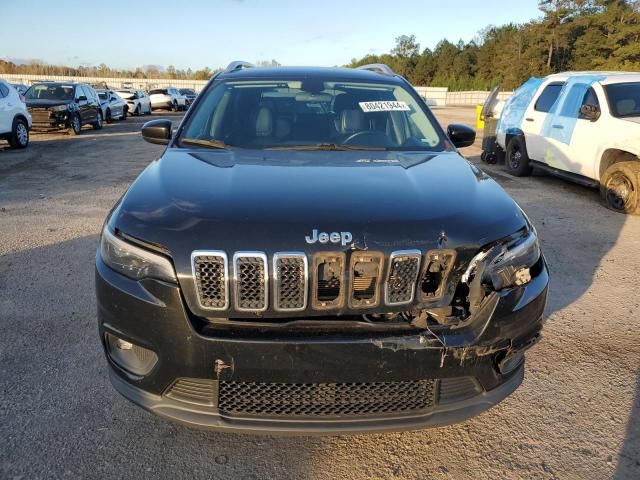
[359,101,411,112]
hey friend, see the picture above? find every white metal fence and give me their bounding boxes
[1,73,510,106]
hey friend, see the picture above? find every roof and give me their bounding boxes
[546,71,640,85]
[218,66,405,84]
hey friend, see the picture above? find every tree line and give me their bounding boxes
[348,0,640,90]
[2,1,638,90]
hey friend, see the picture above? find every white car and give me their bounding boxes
[115,89,152,116]
[148,87,186,111]
[0,79,32,149]
[490,72,640,214]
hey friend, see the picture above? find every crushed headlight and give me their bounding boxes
[464,228,540,290]
[99,225,177,282]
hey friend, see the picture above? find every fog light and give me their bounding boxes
[105,332,157,376]
[499,351,524,375]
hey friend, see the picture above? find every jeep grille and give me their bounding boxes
[191,250,460,313]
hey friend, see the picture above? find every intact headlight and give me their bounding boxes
[464,228,541,290]
[100,225,176,282]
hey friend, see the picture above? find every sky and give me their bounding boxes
[0,0,542,70]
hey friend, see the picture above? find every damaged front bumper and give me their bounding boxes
[96,253,548,434]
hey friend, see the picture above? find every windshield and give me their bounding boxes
[116,90,135,99]
[179,78,445,150]
[25,84,75,101]
[180,89,195,95]
[149,89,168,95]
[605,82,640,118]
[98,92,108,101]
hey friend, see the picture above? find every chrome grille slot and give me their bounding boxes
[349,252,383,309]
[385,250,421,305]
[234,252,268,311]
[418,249,456,301]
[192,251,229,310]
[274,253,307,311]
[312,252,346,309]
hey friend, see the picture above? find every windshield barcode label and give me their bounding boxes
[359,101,410,112]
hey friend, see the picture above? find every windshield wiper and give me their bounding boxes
[266,143,384,151]
[179,138,229,149]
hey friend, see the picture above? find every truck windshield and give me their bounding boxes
[179,78,446,151]
[605,82,640,118]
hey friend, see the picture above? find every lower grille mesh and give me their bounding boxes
[218,380,436,417]
[166,378,217,407]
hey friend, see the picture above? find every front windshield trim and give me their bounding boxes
[175,76,450,153]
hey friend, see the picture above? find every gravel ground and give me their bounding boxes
[0,107,638,479]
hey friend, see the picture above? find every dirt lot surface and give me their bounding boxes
[1,107,638,479]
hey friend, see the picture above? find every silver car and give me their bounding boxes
[97,89,127,123]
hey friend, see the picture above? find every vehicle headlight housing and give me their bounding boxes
[484,229,540,290]
[50,104,69,113]
[464,228,541,291]
[100,225,176,282]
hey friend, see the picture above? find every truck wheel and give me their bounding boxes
[92,111,103,130]
[8,118,29,149]
[68,114,82,135]
[600,161,640,215]
[505,137,532,177]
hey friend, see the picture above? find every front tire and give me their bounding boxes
[121,107,127,121]
[134,105,140,116]
[105,109,113,124]
[8,118,29,149]
[172,101,178,112]
[600,161,640,215]
[68,114,82,135]
[505,137,532,177]
[92,110,103,130]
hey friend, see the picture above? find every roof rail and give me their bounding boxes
[356,64,396,76]
[224,61,255,74]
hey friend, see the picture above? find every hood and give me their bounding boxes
[26,99,72,109]
[112,149,526,270]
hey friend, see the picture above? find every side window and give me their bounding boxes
[534,83,564,113]
[582,88,599,108]
[0,82,9,98]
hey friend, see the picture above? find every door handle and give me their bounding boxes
[551,125,564,129]
[525,117,534,122]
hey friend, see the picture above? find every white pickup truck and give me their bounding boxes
[485,72,640,215]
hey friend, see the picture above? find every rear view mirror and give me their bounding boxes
[447,124,476,148]
[580,104,600,121]
[142,119,172,145]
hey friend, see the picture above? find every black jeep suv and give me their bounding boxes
[25,82,103,134]
[96,62,549,434]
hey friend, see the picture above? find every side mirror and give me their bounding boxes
[447,124,476,148]
[580,104,600,121]
[142,119,172,145]
[77,95,87,102]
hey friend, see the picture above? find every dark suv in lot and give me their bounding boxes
[25,82,103,134]
[96,62,549,434]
